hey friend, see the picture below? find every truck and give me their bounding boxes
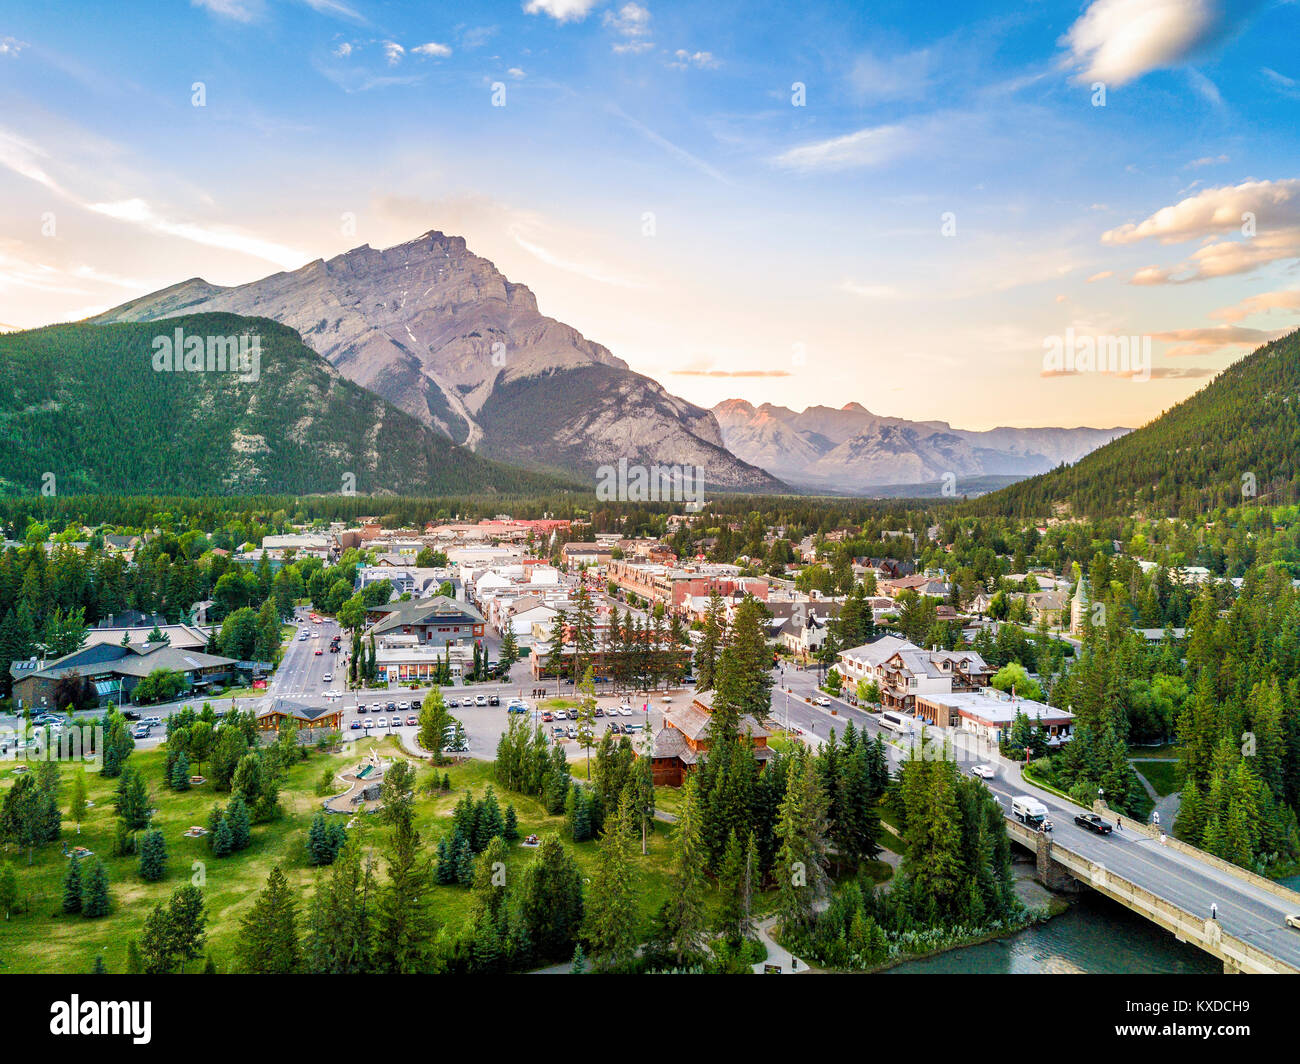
[1011,795,1051,830]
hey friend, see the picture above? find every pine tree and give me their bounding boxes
[81,857,111,918]
[237,866,301,974]
[62,856,83,915]
[170,752,191,792]
[212,816,233,858]
[125,939,143,974]
[582,790,637,972]
[138,828,168,882]
[664,776,707,965]
[503,804,519,842]
[226,795,252,851]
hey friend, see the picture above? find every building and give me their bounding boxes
[914,688,1075,746]
[561,542,613,567]
[257,703,343,733]
[365,595,486,647]
[837,636,991,712]
[645,690,775,786]
[10,641,240,711]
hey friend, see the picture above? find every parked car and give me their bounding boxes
[143,717,162,726]
[618,707,632,717]
[542,712,554,723]
[1074,813,1113,835]
[566,726,578,739]
[375,717,388,728]
[406,715,418,727]
[371,703,382,712]
[396,701,409,711]
[386,702,396,711]
[508,702,529,714]
[474,695,488,707]
[594,707,604,717]
[122,710,141,721]
[552,726,566,736]
[972,764,996,779]
[357,704,367,713]
[554,710,567,720]
[607,722,622,735]
[132,726,151,739]
[488,695,500,706]
[350,720,363,730]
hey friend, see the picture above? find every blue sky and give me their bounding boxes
[1,0,1298,429]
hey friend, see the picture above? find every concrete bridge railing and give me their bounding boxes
[1006,818,1298,975]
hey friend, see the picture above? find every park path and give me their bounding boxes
[1131,758,1181,828]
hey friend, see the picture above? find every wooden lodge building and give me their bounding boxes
[256,703,343,734]
[646,690,774,787]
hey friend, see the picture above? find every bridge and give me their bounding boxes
[1005,812,1300,974]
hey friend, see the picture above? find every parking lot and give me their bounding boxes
[339,688,679,760]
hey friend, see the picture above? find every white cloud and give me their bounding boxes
[1152,323,1286,357]
[849,48,933,101]
[840,279,900,299]
[509,226,649,289]
[523,0,600,23]
[382,41,405,66]
[1087,270,1114,282]
[605,2,654,53]
[191,0,263,22]
[0,36,27,57]
[773,124,916,173]
[668,49,718,70]
[86,198,308,270]
[332,41,353,57]
[299,0,366,21]
[1210,287,1300,323]
[413,42,452,59]
[1103,179,1300,245]
[506,67,525,79]
[1059,0,1249,87]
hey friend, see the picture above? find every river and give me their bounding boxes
[887,891,1220,974]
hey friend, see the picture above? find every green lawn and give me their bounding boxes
[0,737,782,973]
[1133,758,1181,798]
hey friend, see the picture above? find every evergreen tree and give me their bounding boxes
[62,855,83,915]
[138,828,168,883]
[237,865,301,974]
[81,857,111,918]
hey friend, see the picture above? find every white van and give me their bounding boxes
[1011,795,1050,828]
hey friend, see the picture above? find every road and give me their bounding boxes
[772,661,1300,971]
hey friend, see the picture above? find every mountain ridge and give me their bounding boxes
[93,231,781,491]
[713,398,1129,492]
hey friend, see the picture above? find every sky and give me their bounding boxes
[1,0,1298,431]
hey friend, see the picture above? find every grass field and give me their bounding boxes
[0,737,789,974]
[1132,758,1181,798]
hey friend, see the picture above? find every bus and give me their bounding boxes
[878,711,913,735]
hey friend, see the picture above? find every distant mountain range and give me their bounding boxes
[713,400,1130,493]
[969,329,1300,519]
[0,314,574,497]
[94,231,780,491]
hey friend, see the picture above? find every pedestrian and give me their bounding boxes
[1117,816,1122,831]
[1211,902,1218,921]
[1152,810,1160,827]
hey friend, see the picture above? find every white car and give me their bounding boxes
[554,710,568,720]
[375,717,387,728]
[475,695,488,707]
[396,701,409,711]
[1286,914,1300,931]
[323,673,332,682]
[972,764,996,779]
[813,697,831,707]
[372,703,382,712]
[619,706,633,717]
[662,695,672,703]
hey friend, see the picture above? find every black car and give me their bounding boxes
[447,699,459,708]
[122,710,141,721]
[386,701,397,711]
[1074,813,1113,835]
[488,695,500,706]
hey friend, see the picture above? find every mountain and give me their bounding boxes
[713,399,1129,492]
[969,329,1300,519]
[94,231,780,490]
[0,314,576,497]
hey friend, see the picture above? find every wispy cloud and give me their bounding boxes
[191,0,263,22]
[607,104,730,185]
[413,42,452,59]
[509,226,649,289]
[0,36,27,57]
[773,123,917,173]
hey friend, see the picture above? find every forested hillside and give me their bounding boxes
[0,315,574,497]
[969,330,1300,519]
